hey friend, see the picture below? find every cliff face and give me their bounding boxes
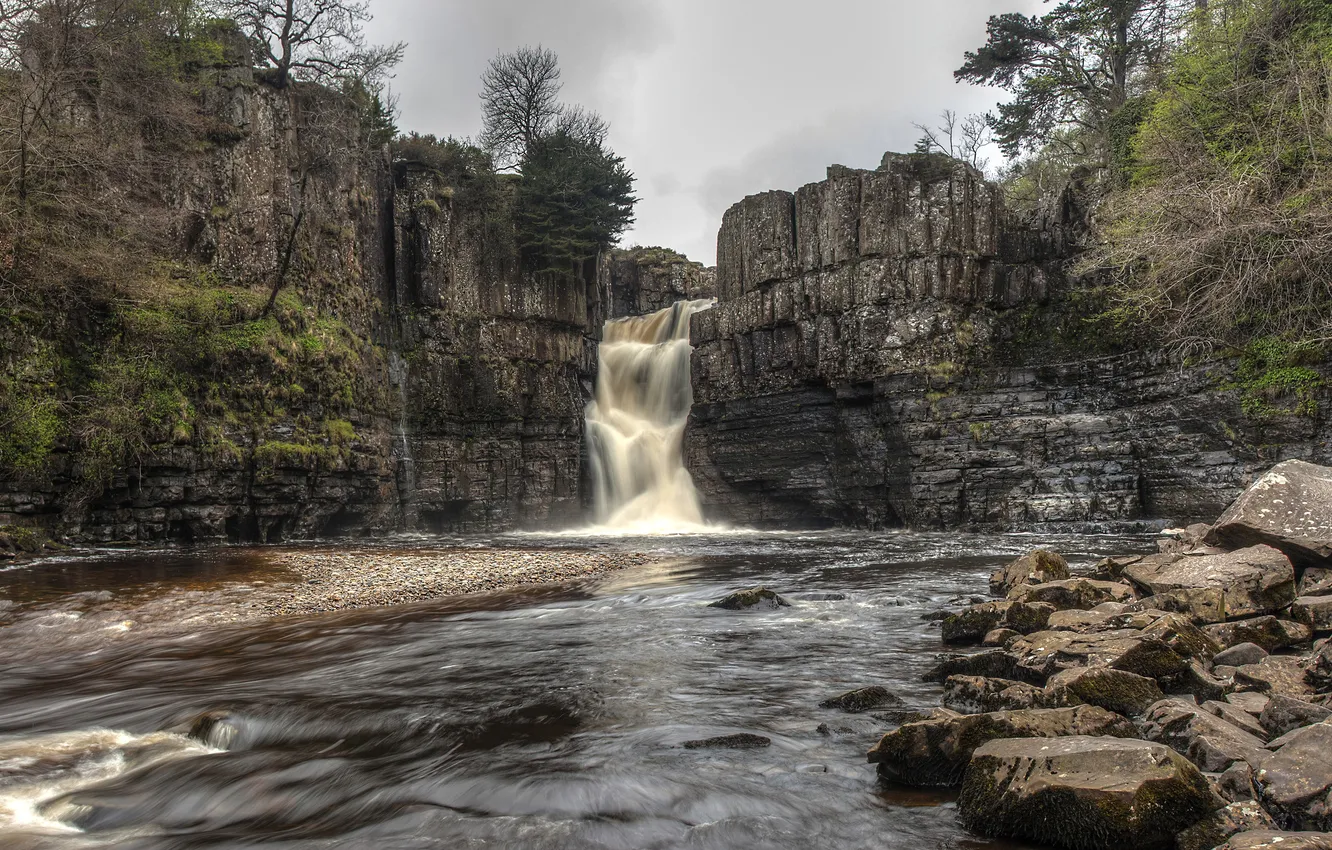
[0,62,606,543]
[685,153,1332,530]
[604,247,716,319]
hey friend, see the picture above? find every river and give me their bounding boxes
[0,531,1160,849]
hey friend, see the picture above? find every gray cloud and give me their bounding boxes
[366,0,1043,264]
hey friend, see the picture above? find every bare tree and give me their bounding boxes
[555,103,608,148]
[221,0,403,88]
[913,110,993,172]
[479,44,561,169]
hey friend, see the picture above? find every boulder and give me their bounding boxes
[922,650,1034,685]
[941,676,1049,714]
[1007,629,1190,684]
[1206,617,1314,653]
[819,686,903,713]
[1088,554,1145,581]
[1159,523,1216,555]
[1217,643,1272,668]
[1144,612,1223,663]
[1177,800,1280,850]
[1254,723,1332,830]
[1045,667,1166,717]
[1215,833,1332,850]
[942,600,1053,644]
[958,735,1216,850]
[708,588,791,610]
[1292,597,1332,633]
[982,628,1019,647]
[1123,546,1297,624]
[990,550,1069,596]
[1306,641,1332,691]
[1205,700,1272,741]
[1217,760,1259,802]
[1206,460,1332,569]
[1237,656,1316,697]
[1139,698,1270,772]
[1229,692,1273,715]
[1008,578,1136,611]
[1303,569,1332,598]
[867,705,1137,786]
[1259,695,1332,738]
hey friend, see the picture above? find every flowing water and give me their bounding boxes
[585,301,714,533]
[0,531,1156,849]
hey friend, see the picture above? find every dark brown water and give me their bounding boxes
[0,531,1154,849]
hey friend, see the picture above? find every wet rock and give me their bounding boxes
[1123,546,1297,625]
[990,550,1069,596]
[982,628,1019,647]
[922,650,1034,685]
[1139,698,1269,772]
[958,735,1216,850]
[1177,800,1280,850]
[1215,832,1332,850]
[1218,643,1273,668]
[1291,597,1332,633]
[1008,577,1135,611]
[1206,617,1314,653]
[708,588,791,610]
[683,733,772,750]
[942,600,1053,644]
[1259,695,1332,738]
[1206,460,1332,569]
[867,705,1137,786]
[819,686,903,713]
[1237,656,1316,697]
[941,676,1050,714]
[1254,723,1332,830]
[1045,667,1166,717]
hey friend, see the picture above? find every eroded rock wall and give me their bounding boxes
[685,154,1332,529]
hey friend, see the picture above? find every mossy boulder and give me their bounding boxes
[1123,546,1297,624]
[708,588,791,610]
[1045,667,1166,717]
[942,675,1051,714]
[942,600,1054,644]
[1009,577,1136,611]
[867,705,1137,786]
[819,686,902,713]
[958,735,1217,850]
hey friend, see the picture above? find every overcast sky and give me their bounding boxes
[365,0,1042,265]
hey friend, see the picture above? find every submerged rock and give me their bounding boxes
[989,550,1069,596]
[958,735,1215,850]
[708,588,791,610]
[682,733,772,750]
[819,686,903,713]
[867,705,1136,786]
[1206,460,1332,569]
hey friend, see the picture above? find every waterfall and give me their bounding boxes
[585,299,714,533]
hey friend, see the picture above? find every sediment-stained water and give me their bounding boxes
[0,532,1154,849]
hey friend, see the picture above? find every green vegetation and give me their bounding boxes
[1226,336,1326,419]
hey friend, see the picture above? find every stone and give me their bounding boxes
[922,650,1034,685]
[982,628,1019,647]
[1206,460,1332,569]
[1144,612,1223,663]
[1292,597,1332,633]
[1123,546,1297,624]
[1089,555,1145,581]
[958,735,1216,850]
[1306,641,1332,691]
[990,550,1070,596]
[1206,617,1314,653]
[1303,569,1332,598]
[1177,801,1280,850]
[1139,698,1270,772]
[819,686,903,713]
[1218,761,1259,802]
[1045,667,1166,717]
[1255,723,1332,830]
[1206,700,1272,741]
[708,588,792,610]
[867,705,1137,786]
[1229,692,1273,715]
[1218,643,1273,668]
[1260,695,1332,738]
[682,733,772,750]
[1008,577,1136,611]
[1238,656,1316,697]
[1159,523,1216,555]
[1006,629,1190,685]
[1215,833,1332,850]
[941,676,1049,714]
[942,600,1053,644]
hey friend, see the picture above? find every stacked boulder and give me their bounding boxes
[871,460,1332,850]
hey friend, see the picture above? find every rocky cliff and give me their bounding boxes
[685,153,1332,530]
[0,57,607,543]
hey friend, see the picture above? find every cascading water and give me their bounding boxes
[584,299,714,533]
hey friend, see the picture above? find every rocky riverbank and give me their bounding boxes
[860,458,1332,849]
